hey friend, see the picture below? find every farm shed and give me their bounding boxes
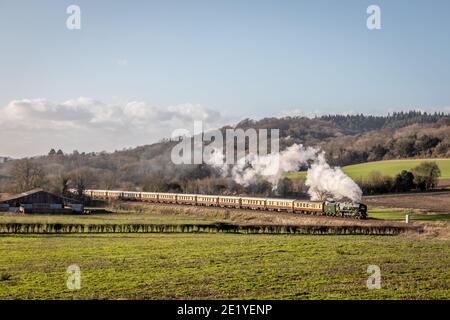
[0,189,83,214]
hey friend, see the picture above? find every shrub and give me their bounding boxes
[411,161,441,191]
[393,170,415,192]
[360,171,393,194]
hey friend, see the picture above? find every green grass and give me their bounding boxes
[287,159,450,180]
[0,205,227,225]
[368,207,450,221]
[0,213,217,225]
[0,233,448,299]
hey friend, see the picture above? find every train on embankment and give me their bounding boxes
[82,189,368,219]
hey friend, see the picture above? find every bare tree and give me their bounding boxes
[70,168,95,197]
[11,159,47,192]
[50,173,71,196]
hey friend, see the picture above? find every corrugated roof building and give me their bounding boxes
[0,189,83,214]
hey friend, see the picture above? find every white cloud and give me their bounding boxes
[0,98,230,157]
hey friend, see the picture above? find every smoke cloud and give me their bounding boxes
[210,143,362,202]
[305,152,362,202]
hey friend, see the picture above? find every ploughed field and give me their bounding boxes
[363,191,450,215]
[0,233,448,299]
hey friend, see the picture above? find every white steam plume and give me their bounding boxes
[305,152,362,202]
[208,143,362,202]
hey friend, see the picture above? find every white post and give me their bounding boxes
[405,214,410,224]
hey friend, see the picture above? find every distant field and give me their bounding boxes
[364,191,450,214]
[0,233,448,299]
[287,159,450,180]
[368,208,450,221]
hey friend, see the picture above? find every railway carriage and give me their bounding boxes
[197,195,219,206]
[158,193,177,204]
[106,190,122,199]
[86,190,120,199]
[266,198,295,212]
[177,194,197,205]
[121,191,141,201]
[89,190,108,199]
[141,192,159,202]
[108,191,123,199]
[293,200,324,215]
[241,197,266,210]
[218,196,241,208]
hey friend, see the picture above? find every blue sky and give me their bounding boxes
[0,0,449,156]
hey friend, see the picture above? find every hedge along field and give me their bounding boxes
[0,222,419,235]
[287,159,450,180]
[0,234,448,299]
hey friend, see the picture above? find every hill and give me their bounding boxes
[287,159,450,180]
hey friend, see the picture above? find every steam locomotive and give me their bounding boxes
[83,189,368,219]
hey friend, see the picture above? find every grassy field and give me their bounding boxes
[0,202,447,299]
[0,233,448,300]
[368,207,450,221]
[287,159,450,180]
[0,209,223,225]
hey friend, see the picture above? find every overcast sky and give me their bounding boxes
[0,0,449,157]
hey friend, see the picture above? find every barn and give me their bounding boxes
[0,189,83,214]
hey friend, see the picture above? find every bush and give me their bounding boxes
[393,170,415,192]
[411,161,441,191]
[360,171,393,195]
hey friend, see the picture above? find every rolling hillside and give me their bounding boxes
[287,159,450,180]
